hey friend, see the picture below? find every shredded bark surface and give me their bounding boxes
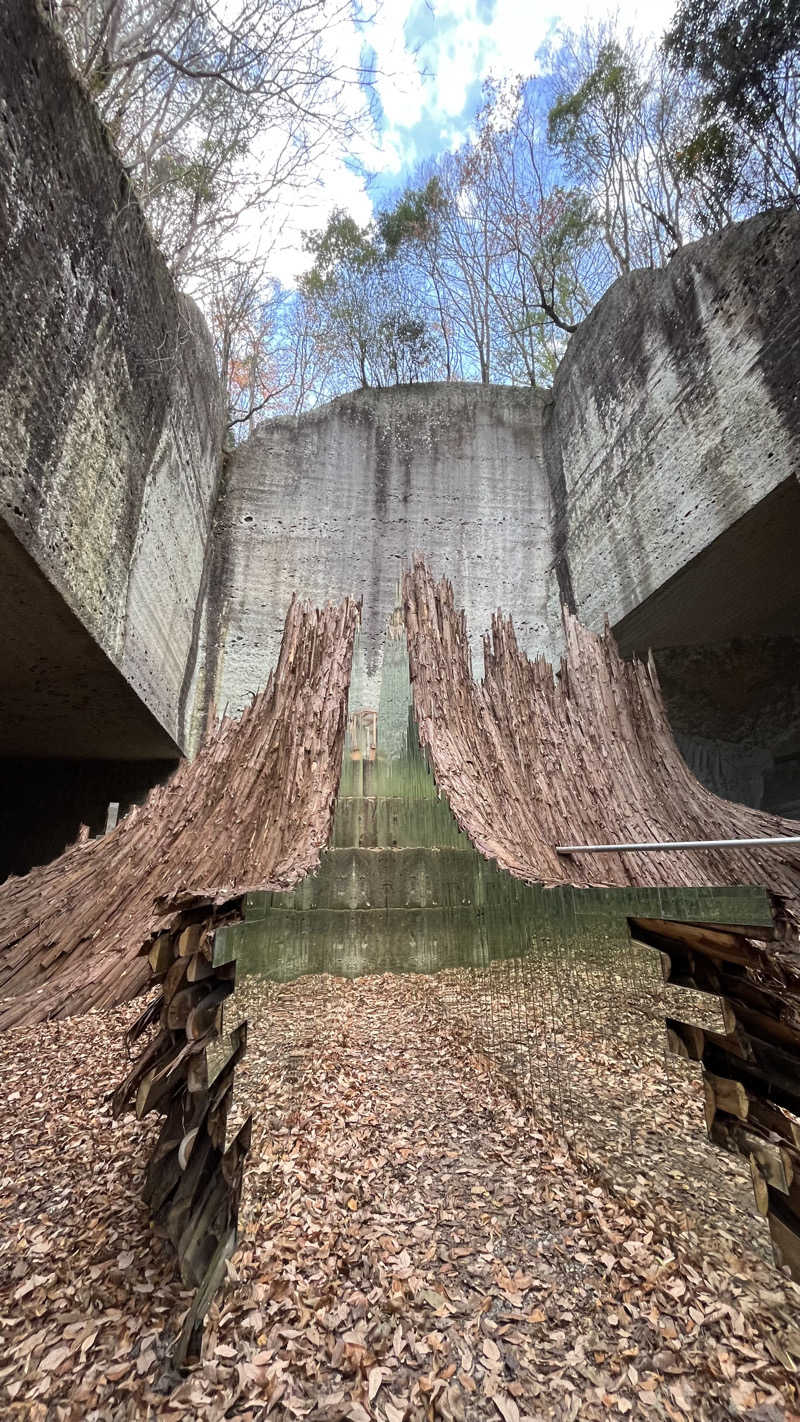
[2,974,799,1420]
[0,596,357,1030]
[403,561,800,956]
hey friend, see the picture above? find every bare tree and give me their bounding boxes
[665,0,800,214]
[208,261,300,436]
[50,0,372,286]
[296,210,444,396]
[469,84,604,385]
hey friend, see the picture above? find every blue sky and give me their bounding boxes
[258,0,677,285]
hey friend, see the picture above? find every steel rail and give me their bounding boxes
[556,835,800,854]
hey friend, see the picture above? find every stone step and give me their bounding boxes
[216,905,488,980]
[332,795,464,848]
[252,846,488,911]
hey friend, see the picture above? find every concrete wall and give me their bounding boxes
[0,0,223,758]
[546,209,800,643]
[543,208,800,811]
[3,0,796,829]
[194,383,554,733]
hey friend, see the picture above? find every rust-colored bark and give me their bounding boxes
[0,596,358,1030]
[403,561,800,949]
[404,562,800,1275]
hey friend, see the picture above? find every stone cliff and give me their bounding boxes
[189,383,553,743]
[547,208,800,645]
[0,0,223,760]
[1,0,799,871]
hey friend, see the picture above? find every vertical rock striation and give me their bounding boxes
[0,0,224,752]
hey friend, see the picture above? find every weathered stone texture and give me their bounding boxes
[195,383,555,734]
[195,212,800,806]
[3,6,798,822]
[546,209,800,637]
[655,637,800,815]
[0,0,223,751]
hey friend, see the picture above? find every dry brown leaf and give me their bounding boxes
[368,1366,384,1401]
[493,1394,520,1422]
[40,1345,71,1372]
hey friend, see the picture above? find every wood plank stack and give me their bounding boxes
[635,915,800,1281]
[112,904,251,1365]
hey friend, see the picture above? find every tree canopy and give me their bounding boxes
[47,0,800,434]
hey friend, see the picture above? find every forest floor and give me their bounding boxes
[2,973,800,1421]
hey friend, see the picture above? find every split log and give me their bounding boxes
[665,1016,751,1064]
[187,952,213,983]
[125,994,163,1047]
[166,1129,215,1239]
[749,1098,800,1149]
[162,956,190,1005]
[768,1197,800,1279]
[149,934,174,975]
[111,1029,173,1118]
[703,1070,749,1128]
[710,1118,793,1194]
[750,1157,770,1216]
[136,1060,185,1119]
[178,924,204,959]
[186,984,232,1040]
[173,1230,237,1369]
[166,984,210,1031]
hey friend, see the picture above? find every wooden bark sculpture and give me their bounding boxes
[0,595,358,1030]
[403,560,800,1278]
[0,594,359,1360]
[4,557,800,1349]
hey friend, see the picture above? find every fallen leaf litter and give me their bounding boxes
[1,972,800,1420]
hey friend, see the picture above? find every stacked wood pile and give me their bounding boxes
[403,560,800,1278]
[637,914,800,1282]
[0,595,358,1030]
[111,903,250,1365]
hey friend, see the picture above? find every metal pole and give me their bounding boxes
[556,835,800,854]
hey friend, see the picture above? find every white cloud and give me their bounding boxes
[248,0,680,287]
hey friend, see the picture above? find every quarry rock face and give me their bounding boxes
[0,0,223,756]
[205,211,800,713]
[199,209,800,808]
[547,208,800,640]
[1,0,799,843]
[193,383,554,736]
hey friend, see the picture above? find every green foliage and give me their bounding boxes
[378,179,447,256]
[664,0,800,210]
[302,210,380,290]
[298,208,441,390]
[671,119,741,200]
[541,188,597,258]
[376,312,439,385]
[548,42,643,150]
[665,0,800,128]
